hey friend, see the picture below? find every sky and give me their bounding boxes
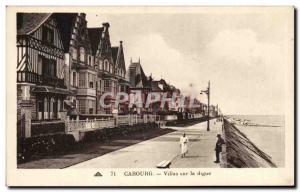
[86,7,293,115]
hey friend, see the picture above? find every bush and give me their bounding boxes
[17,134,76,164]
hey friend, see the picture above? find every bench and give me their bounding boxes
[156,160,171,168]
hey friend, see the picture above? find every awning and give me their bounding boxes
[64,100,75,108]
[119,78,130,85]
[31,86,71,95]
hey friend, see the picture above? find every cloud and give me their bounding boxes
[125,29,285,115]
[125,33,201,95]
[87,12,289,115]
[196,29,285,115]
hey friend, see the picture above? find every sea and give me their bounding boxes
[228,115,285,167]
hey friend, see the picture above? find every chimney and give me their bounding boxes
[80,13,86,19]
[102,22,110,30]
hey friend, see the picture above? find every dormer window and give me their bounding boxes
[42,26,54,45]
[104,59,109,71]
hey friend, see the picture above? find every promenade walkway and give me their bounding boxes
[69,119,223,168]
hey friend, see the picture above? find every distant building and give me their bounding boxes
[150,78,181,114]
[127,59,152,114]
[128,60,182,114]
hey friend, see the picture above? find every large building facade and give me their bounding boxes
[55,13,97,115]
[93,23,130,114]
[54,14,130,115]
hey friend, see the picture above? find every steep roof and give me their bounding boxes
[151,78,178,92]
[17,13,51,35]
[140,66,149,88]
[128,62,150,88]
[111,47,119,64]
[88,27,104,55]
[112,42,126,70]
[150,81,163,92]
[53,13,78,53]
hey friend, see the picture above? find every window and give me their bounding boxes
[37,55,43,75]
[112,81,116,94]
[37,100,43,112]
[42,26,54,44]
[104,80,110,92]
[72,72,77,87]
[80,47,85,62]
[60,99,63,111]
[79,73,85,88]
[88,56,91,66]
[98,80,102,91]
[88,73,95,88]
[120,85,125,92]
[72,48,77,60]
[104,60,108,71]
[78,100,85,114]
[91,56,94,66]
[42,57,56,77]
[88,100,95,114]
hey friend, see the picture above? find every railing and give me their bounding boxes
[41,75,66,88]
[164,115,178,121]
[65,114,161,133]
[66,118,115,132]
[17,71,66,88]
[194,113,203,118]
[17,71,41,84]
[117,115,131,125]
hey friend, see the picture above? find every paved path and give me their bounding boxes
[69,119,223,168]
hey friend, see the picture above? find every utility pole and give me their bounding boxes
[201,81,210,131]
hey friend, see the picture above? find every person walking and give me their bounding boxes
[180,133,189,158]
[214,134,225,163]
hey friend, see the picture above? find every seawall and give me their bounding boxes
[222,119,276,168]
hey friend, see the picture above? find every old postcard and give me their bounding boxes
[6,6,294,186]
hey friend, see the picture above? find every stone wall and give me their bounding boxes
[223,119,276,168]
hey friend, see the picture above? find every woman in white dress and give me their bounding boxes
[180,133,189,158]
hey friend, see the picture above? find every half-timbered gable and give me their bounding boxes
[17,13,65,87]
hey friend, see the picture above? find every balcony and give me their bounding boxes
[17,71,66,89]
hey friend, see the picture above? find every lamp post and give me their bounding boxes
[201,81,210,131]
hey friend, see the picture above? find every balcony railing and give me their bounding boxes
[17,71,66,88]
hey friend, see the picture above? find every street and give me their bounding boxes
[69,119,223,168]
